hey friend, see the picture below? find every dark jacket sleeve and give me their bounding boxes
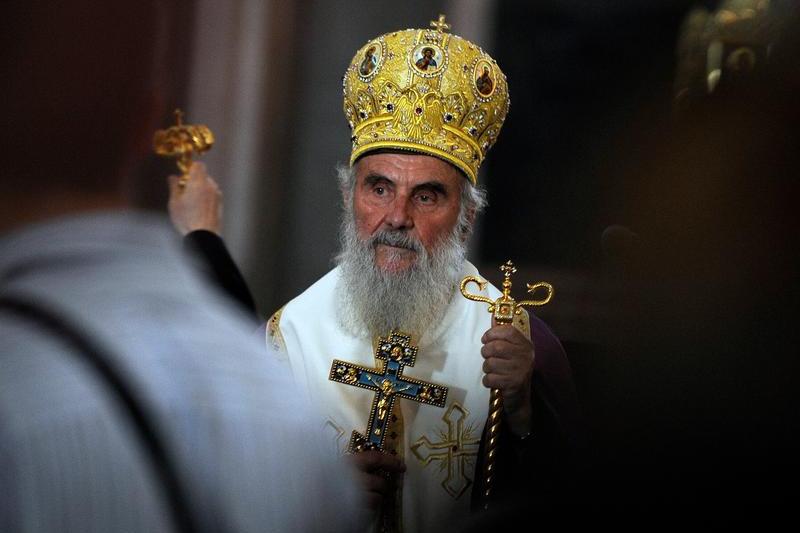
[183,230,258,319]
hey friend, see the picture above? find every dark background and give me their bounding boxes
[481,0,799,511]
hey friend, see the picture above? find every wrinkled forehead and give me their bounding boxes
[353,151,468,187]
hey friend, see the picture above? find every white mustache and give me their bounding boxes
[370,230,422,253]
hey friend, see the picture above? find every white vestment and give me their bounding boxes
[268,261,509,533]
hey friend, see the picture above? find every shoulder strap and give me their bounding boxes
[0,294,199,533]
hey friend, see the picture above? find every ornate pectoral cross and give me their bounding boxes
[329,331,448,453]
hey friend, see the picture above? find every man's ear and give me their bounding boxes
[461,205,477,242]
[341,162,358,208]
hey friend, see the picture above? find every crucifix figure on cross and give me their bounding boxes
[329,331,448,453]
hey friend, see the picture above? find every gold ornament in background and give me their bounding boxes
[153,109,214,186]
[674,0,785,104]
[343,14,510,184]
[460,260,554,508]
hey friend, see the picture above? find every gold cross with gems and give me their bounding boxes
[329,331,448,453]
[411,402,481,500]
[430,14,451,33]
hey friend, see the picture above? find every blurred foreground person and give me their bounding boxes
[0,2,364,532]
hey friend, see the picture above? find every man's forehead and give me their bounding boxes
[354,152,465,187]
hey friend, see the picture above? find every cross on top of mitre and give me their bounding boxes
[430,14,451,33]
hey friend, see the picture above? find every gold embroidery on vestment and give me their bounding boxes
[266,306,286,353]
[411,402,481,500]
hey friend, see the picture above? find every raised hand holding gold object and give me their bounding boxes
[153,109,214,188]
[460,260,554,509]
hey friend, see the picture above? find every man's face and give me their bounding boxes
[353,153,463,273]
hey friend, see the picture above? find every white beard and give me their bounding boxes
[335,210,467,341]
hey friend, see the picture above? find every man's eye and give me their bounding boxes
[417,192,435,203]
[374,186,385,195]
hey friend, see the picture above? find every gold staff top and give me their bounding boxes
[460,260,553,509]
[460,260,554,324]
[153,109,214,176]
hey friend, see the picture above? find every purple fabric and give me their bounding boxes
[529,313,585,450]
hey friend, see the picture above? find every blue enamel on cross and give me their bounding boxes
[329,331,448,452]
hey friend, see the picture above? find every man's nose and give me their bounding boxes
[384,196,413,230]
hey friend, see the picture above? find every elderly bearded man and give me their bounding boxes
[171,16,582,533]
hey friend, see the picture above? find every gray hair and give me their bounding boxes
[335,162,487,240]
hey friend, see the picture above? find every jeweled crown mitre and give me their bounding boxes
[343,15,510,184]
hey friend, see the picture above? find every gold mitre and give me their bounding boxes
[343,15,510,184]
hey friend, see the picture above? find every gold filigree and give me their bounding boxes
[153,109,214,176]
[265,306,286,353]
[460,260,553,325]
[343,14,509,184]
